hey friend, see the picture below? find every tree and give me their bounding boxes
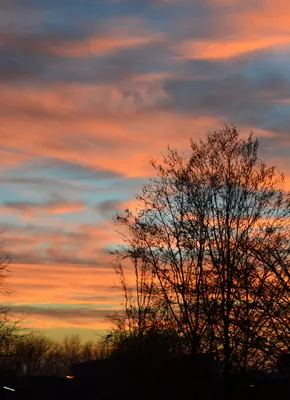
[0,236,25,368]
[111,126,290,374]
[1,332,101,377]
[10,332,52,375]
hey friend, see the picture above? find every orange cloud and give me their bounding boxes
[235,0,290,34]
[2,201,85,218]
[0,17,165,59]
[50,33,163,58]
[176,0,290,60]
[0,81,222,177]
[12,309,113,332]
[2,261,131,333]
[8,263,124,305]
[2,220,121,268]
[178,37,290,59]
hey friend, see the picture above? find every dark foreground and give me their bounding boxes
[2,357,290,400]
[2,374,290,400]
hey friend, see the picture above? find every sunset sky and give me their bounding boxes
[1,0,290,341]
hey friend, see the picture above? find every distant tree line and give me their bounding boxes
[106,126,290,375]
[0,214,105,378]
[0,332,104,376]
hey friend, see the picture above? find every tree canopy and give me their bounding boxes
[110,126,290,373]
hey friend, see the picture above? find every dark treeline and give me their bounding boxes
[0,331,104,377]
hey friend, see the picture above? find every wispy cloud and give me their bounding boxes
[2,200,85,217]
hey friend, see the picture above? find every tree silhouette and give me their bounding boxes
[110,126,290,378]
[0,236,24,367]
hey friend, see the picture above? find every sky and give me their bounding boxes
[1,0,290,341]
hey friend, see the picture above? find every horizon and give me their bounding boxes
[1,0,290,341]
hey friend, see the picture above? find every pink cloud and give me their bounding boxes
[12,309,112,331]
[177,37,290,60]
[235,0,290,35]
[49,32,163,58]
[175,0,290,60]
[0,81,222,177]
[2,220,121,268]
[1,200,85,218]
[0,16,165,58]
[8,263,125,305]
[2,260,131,332]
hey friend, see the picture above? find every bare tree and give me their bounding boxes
[111,126,290,375]
[0,235,26,368]
[2,332,102,376]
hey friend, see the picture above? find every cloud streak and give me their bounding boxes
[2,200,85,216]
